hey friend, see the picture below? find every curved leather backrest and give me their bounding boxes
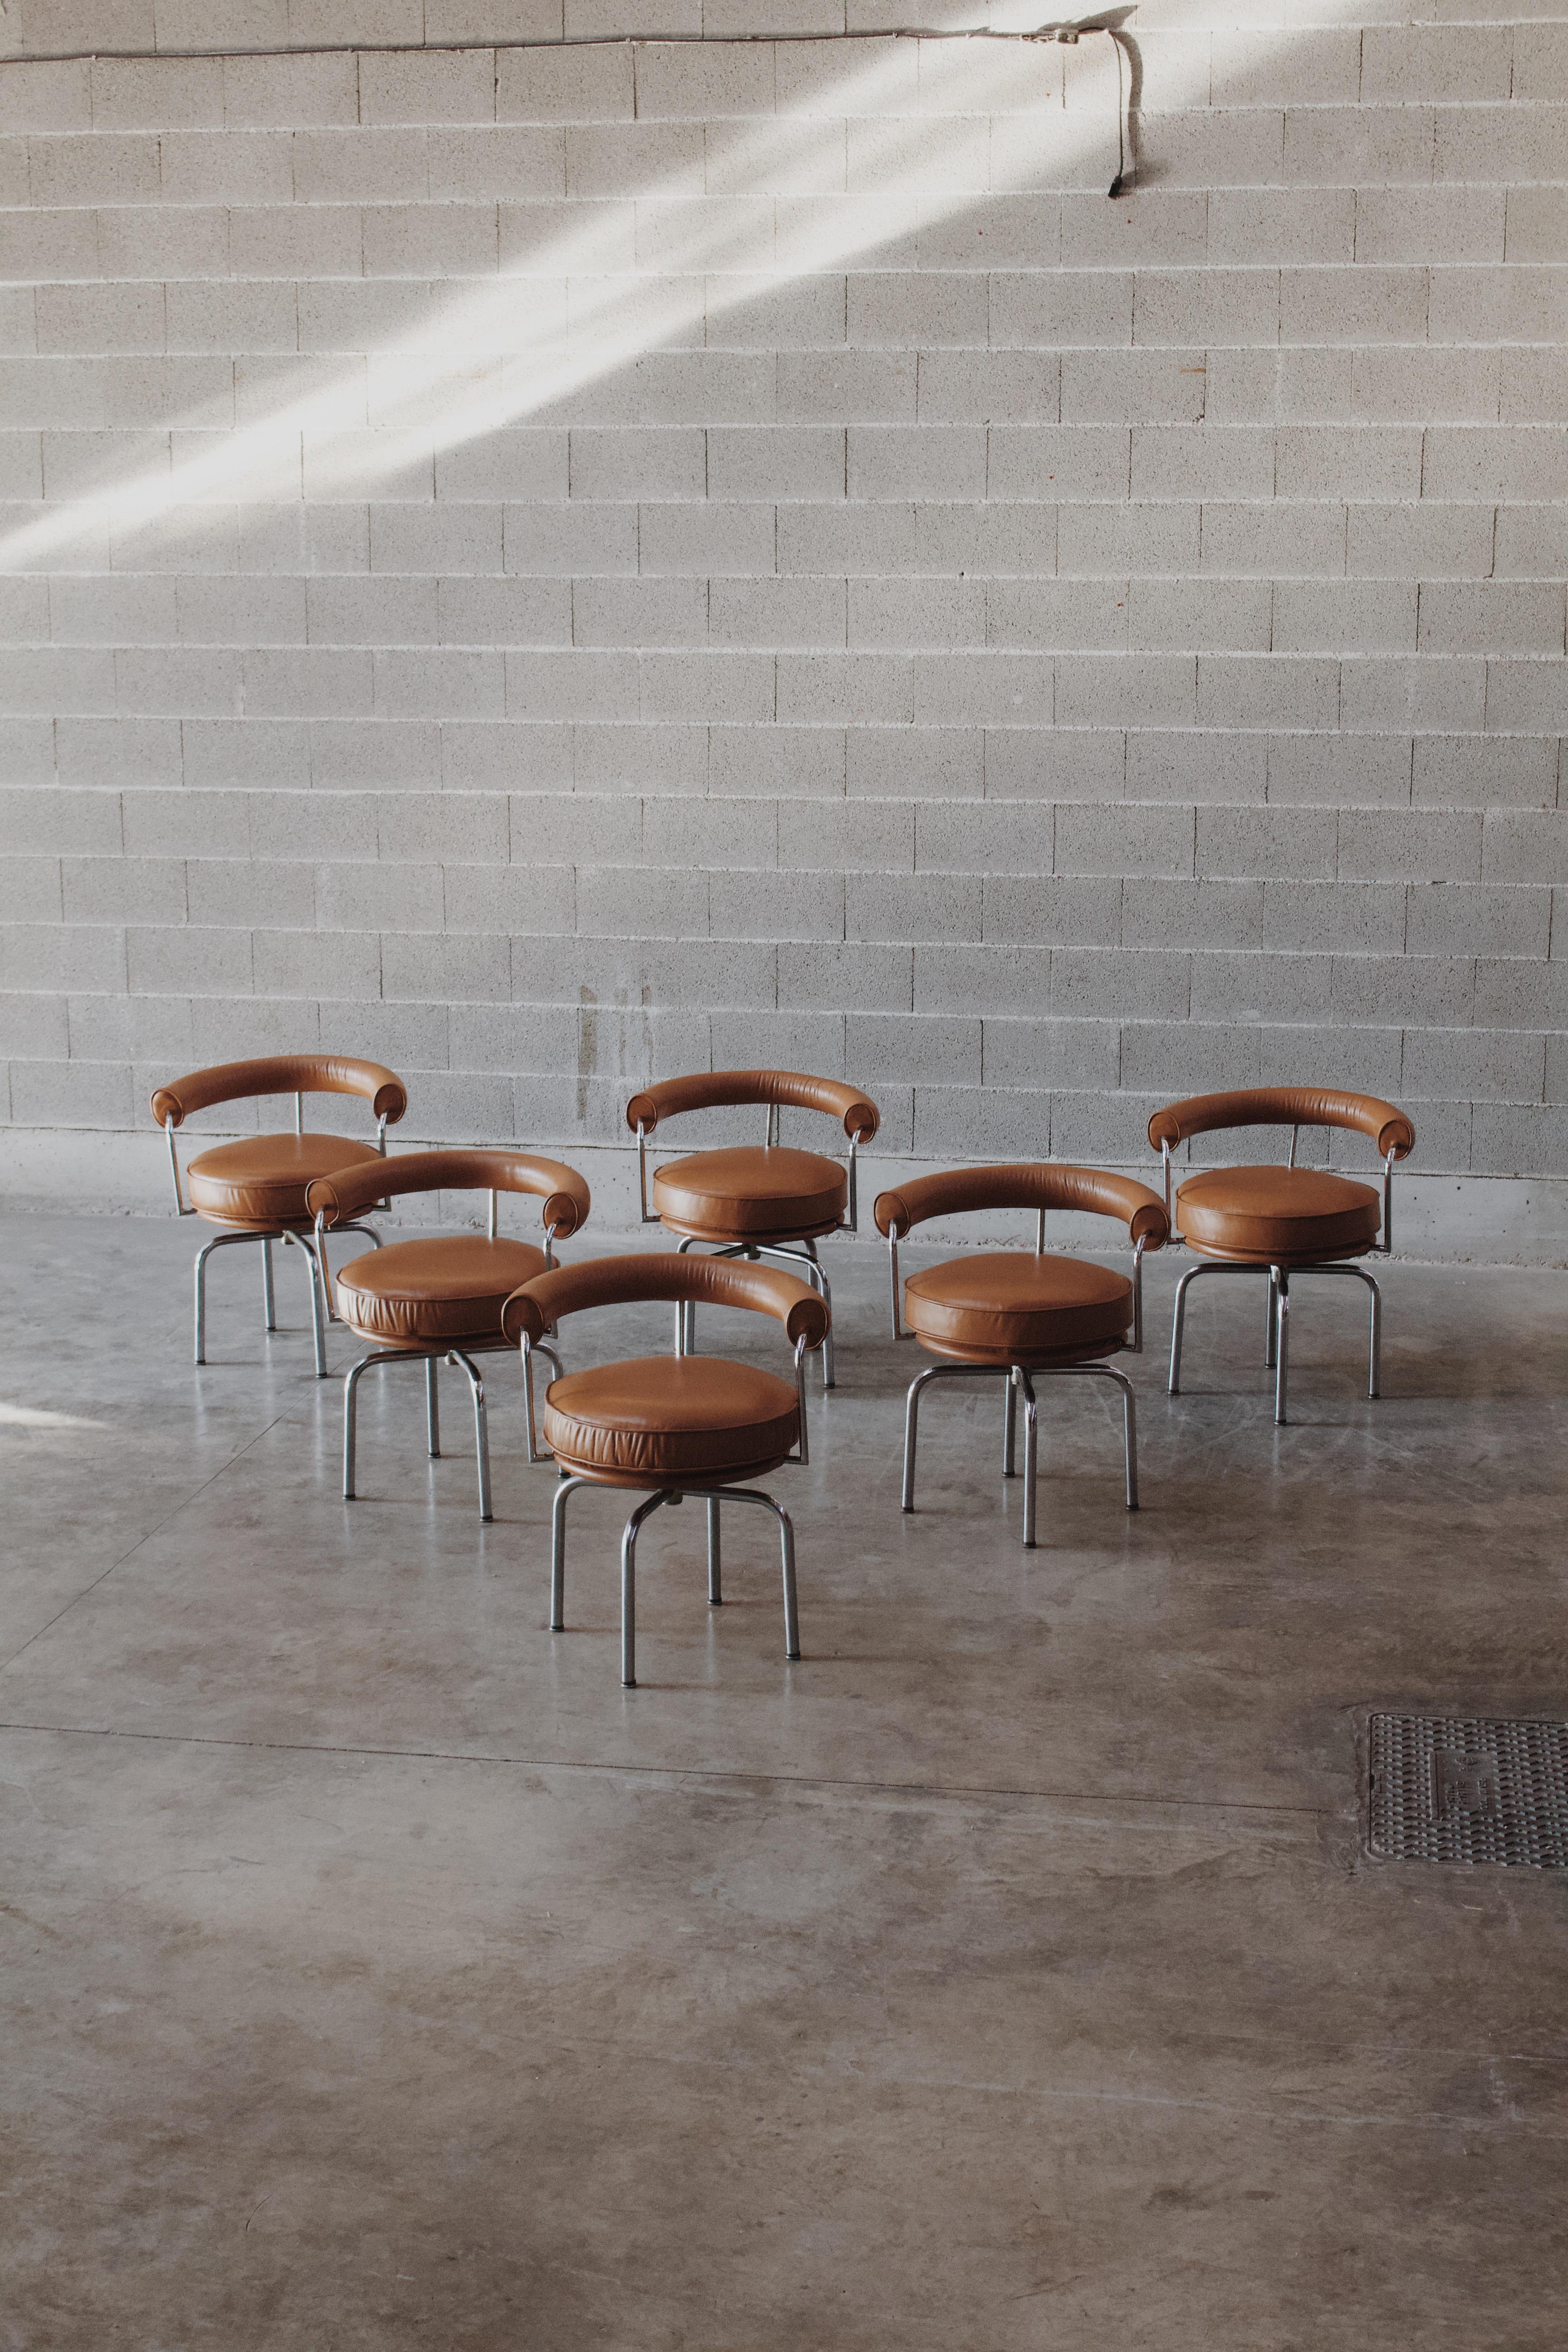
[151,1054,408,1129]
[501,1250,829,1352]
[875,1163,1169,1248]
[624,1068,879,1143]
[307,1148,591,1236]
[1147,1088,1415,1161]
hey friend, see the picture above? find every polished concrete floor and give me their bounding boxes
[1,1214,1565,2349]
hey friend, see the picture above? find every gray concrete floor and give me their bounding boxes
[1,1214,1565,2349]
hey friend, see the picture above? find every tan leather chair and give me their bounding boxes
[875,1166,1169,1548]
[1148,1087,1417,1424]
[626,1068,879,1390]
[501,1254,829,1686]
[152,1054,407,1375]
[307,1148,591,1523]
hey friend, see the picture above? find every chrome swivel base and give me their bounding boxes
[901,1358,1138,1549]
[672,1233,838,1388]
[342,1336,564,1522]
[193,1221,382,1378]
[1167,1257,1382,1425]
[549,1475,800,1687]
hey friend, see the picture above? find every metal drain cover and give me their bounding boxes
[1368,1713,1568,1866]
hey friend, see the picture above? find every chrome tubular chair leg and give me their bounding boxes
[675,1235,698,1353]
[550,1473,591,1629]
[1003,1366,1018,1479]
[1167,1261,1205,1396]
[707,1493,723,1605]
[1311,1261,1384,1399]
[621,1490,671,1687]
[721,1485,801,1661]
[901,1365,945,1513]
[1055,1363,1139,1511]
[1018,1369,1039,1550]
[192,1229,258,1366]
[261,1236,276,1333]
[801,1239,834,1391]
[294,1230,328,1379]
[1265,1266,1278,1368]
[1274,1268,1290,1426]
[343,1353,377,1499]
[448,1349,492,1523]
[425,1353,441,1458]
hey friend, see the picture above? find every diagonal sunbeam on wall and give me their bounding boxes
[0,29,1161,573]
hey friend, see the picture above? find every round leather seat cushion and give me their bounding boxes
[904,1252,1133,1366]
[186,1131,383,1230]
[1177,1165,1381,1263]
[652,1146,847,1240]
[544,1356,799,1485]
[335,1235,547,1345]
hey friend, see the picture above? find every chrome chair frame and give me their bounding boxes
[636,1098,861,1391]
[328,1185,568,1523]
[522,1313,811,1687]
[888,1209,1146,1551]
[1161,1126,1396,1427]
[167,1087,389,1377]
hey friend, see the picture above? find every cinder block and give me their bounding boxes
[913,941,1049,1019]
[708,425,844,501]
[1062,500,1199,577]
[1266,734,1413,809]
[711,725,844,797]
[1504,188,1568,269]
[361,50,496,128]
[10,1057,133,1129]
[981,1016,1117,1093]
[445,720,570,790]
[990,268,1132,349]
[36,284,163,355]
[1404,1026,1544,1107]
[1415,736,1557,813]
[1331,952,1474,1028]
[642,797,776,870]
[1199,805,1336,881]
[181,718,310,787]
[1,921,126,993]
[778,652,913,725]
[1356,188,1505,268]
[1469,1105,1568,1177]
[247,790,377,862]
[505,649,639,722]
[839,1009,975,1088]
[1502,349,1568,429]
[1190,949,1331,1024]
[1127,579,1271,653]
[1279,267,1428,347]
[0,854,61,921]
[1125,731,1266,805]
[640,500,774,576]
[1362,26,1512,104]
[712,576,844,649]
[1281,102,1432,188]
[779,941,911,1014]
[1,784,118,856]
[315,861,444,933]
[989,729,1110,813]
[242,650,372,720]
[0,648,113,715]
[1484,659,1568,735]
[572,578,706,648]
[1058,801,1192,879]
[983,876,1122,946]
[916,800,1050,875]
[778,798,912,872]
[848,872,980,944]
[223,53,359,128]
[1347,502,1492,581]
[1197,657,1340,732]
[915,652,1051,727]
[127,922,252,997]
[848,273,988,348]
[1262,880,1406,954]
[1420,583,1566,658]
[708,870,843,942]
[1134,269,1280,350]
[988,424,1129,502]
[186,859,314,929]
[640,650,773,724]
[778,499,914,574]
[849,727,981,799]
[1122,1020,1259,1095]
[916,502,1055,576]
[442,862,575,936]
[1427,265,1568,348]
[1200,500,1346,578]
[497,45,634,126]
[1122,879,1263,952]
[312,720,442,790]
[852,578,984,650]
[1052,948,1188,1022]
[251,930,381,1000]
[1424,428,1568,504]
[503,503,633,576]
[29,133,160,206]
[1274,582,1417,656]
[1056,654,1195,730]
[378,792,508,865]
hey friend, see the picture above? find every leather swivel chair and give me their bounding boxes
[626,1068,878,1390]
[875,1165,1169,1549]
[307,1148,591,1523]
[152,1054,407,1375]
[501,1255,829,1687]
[1149,1087,1417,1424]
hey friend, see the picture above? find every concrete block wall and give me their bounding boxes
[0,3,1564,1250]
